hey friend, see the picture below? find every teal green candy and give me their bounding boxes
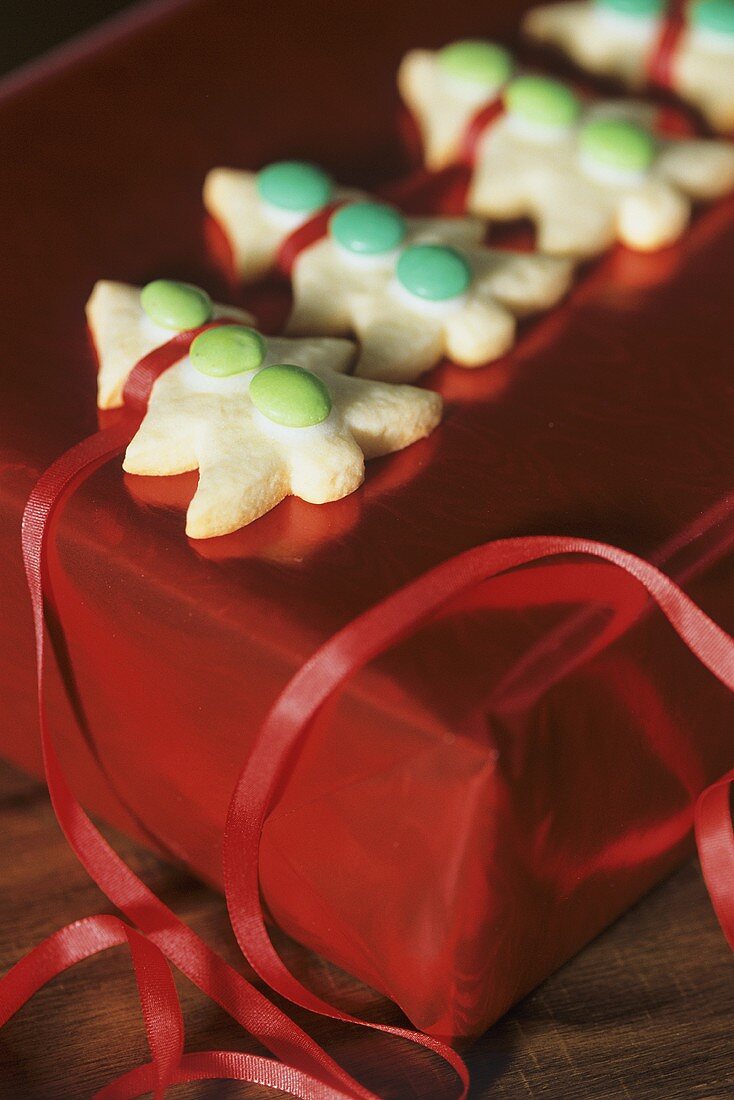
[396,244,471,302]
[190,325,266,377]
[140,280,213,331]
[250,364,332,427]
[437,40,513,88]
[504,76,581,130]
[330,202,407,255]
[593,0,665,19]
[256,161,334,213]
[689,0,734,36]
[580,117,656,174]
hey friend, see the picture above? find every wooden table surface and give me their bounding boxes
[0,756,732,1099]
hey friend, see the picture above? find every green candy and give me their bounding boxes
[504,76,581,130]
[594,0,665,18]
[140,279,213,331]
[250,364,332,427]
[256,161,334,213]
[437,39,513,89]
[190,325,266,377]
[580,117,656,174]
[689,0,734,36]
[396,244,471,302]
[330,201,407,255]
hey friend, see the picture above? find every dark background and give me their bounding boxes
[0,0,136,76]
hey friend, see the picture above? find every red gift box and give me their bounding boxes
[2,0,734,1049]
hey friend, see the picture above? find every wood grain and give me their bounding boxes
[0,758,732,1098]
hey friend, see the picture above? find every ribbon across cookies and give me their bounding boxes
[276,200,349,278]
[647,0,690,89]
[524,0,734,135]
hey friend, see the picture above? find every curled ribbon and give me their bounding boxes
[4,329,734,1096]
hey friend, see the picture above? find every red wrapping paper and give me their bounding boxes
[2,0,734,1042]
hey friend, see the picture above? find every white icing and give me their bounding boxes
[332,241,401,270]
[579,151,651,187]
[140,310,180,345]
[505,112,577,145]
[252,404,338,443]
[261,199,315,231]
[690,25,734,55]
[594,7,661,41]
[179,357,255,395]
[442,72,505,106]
[390,276,468,318]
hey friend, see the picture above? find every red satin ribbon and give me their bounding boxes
[7,329,467,1099]
[278,102,502,257]
[457,98,506,168]
[0,915,183,1100]
[6,329,734,1097]
[647,0,689,90]
[276,201,348,278]
[378,98,504,211]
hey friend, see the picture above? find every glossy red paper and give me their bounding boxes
[2,0,734,1041]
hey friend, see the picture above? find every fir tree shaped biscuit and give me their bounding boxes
[86,279,443,538]
[205,163,574,380]
[525,0,734,135]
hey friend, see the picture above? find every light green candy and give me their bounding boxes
[396,244,471,302]
[249,364,332,427]
[594,0,665,19]
[504,76,581,130]
[190,325,266,377]
[689,0,734,36]
[330,202,407,255]
[140,279,213,331]
[437,40,513,89]
[580,117,657,174]
[256,161,334,213]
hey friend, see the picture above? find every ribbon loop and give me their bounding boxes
[222,537,734,1072]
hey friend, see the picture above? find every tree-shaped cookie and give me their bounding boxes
[86,279,443,538]
[204,161,365,283]
[287,200,574,381]
[87,278,256,409]
[471,84,734,255]
[400,52,734,256]
[398,39,517,170]
[524,0,734,135]
[205,163,574,380]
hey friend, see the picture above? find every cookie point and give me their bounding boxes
[503,76,581,131]
[190,325,266,377]
[396,244,472,302]
[437,39,513,90]
[256,161,334,213]
[250,363,332,427]
[140,279,213,330]
[330,201,407,255]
